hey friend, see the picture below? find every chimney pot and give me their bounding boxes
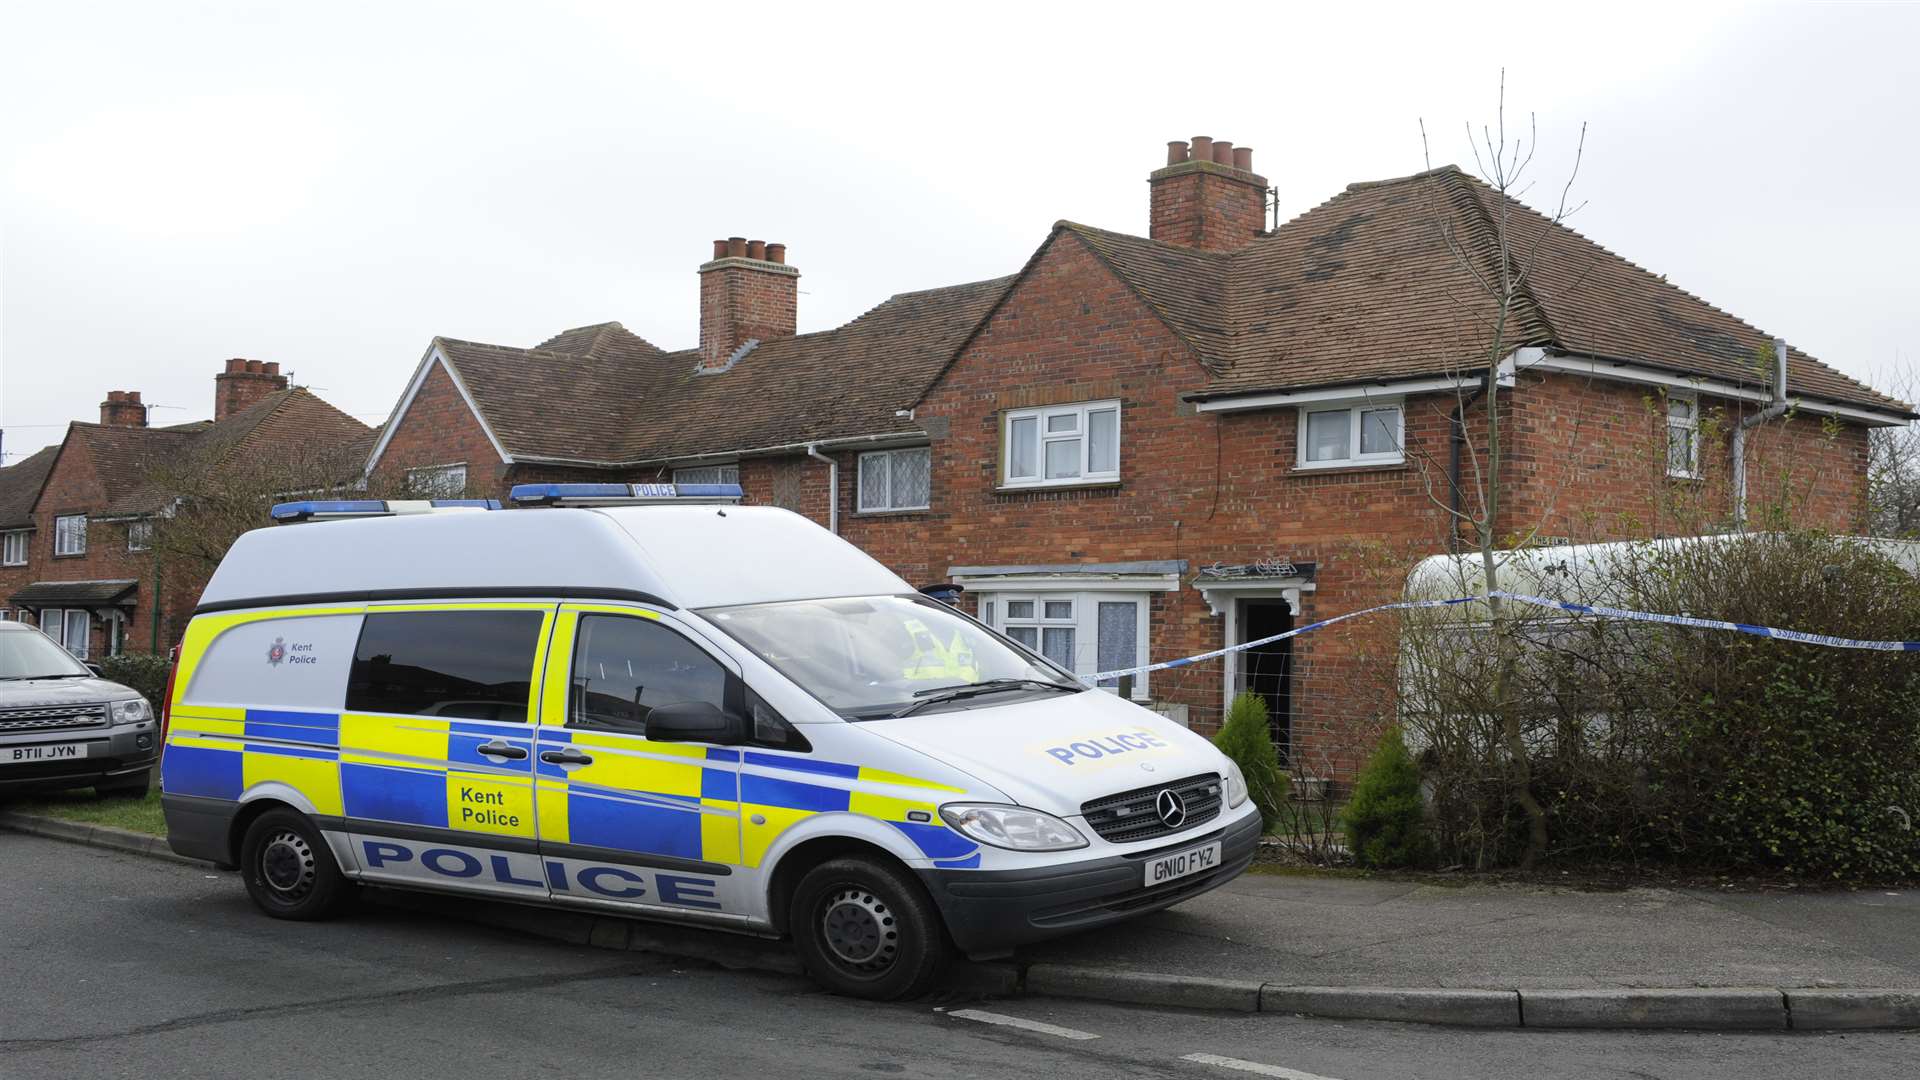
[747,240,767,261]
[264,361,280,375]
[226,358,247,373]
[766,242,786,265]
[1233,146,1253,172]
[1212,139,1234,165]
[128,391,142,403]
[1166,140,1189,165]
[1190,136,1213,163]
[726,236,748,258]
[712,239,729,260]
[107,390,125,402]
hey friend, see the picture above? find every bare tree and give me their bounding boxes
[141,439,387,575]
[1408,72,1590,869]
[1868,361,1920,538]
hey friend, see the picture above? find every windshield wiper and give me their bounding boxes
[2,673,91,681]
[890,678,1081,718]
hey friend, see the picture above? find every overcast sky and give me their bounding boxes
[3,1,1916,462]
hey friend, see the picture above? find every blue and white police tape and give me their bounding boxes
[1080,596,1477,683]
[1078,590,1920,684]
[1487,591,1920,653]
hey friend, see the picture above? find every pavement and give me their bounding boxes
[4,830,1917,1080]
[6,811,1919,1032]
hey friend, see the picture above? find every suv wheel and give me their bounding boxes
[239,808,350,920]
[789,855,949,1000]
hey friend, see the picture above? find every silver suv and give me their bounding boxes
[0,621,158,797]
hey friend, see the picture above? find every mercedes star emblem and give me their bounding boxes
[1155,788,1187,829]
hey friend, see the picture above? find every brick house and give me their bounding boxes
[362,137,1912,776]
[0,361,371,658]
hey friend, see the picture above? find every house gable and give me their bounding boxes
[363,344,513,485]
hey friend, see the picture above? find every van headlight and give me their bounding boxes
[939,804,1088,851]
[1223,760,1249,809]
[109,698,152,725]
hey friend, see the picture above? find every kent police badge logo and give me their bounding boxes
[267,637,287,666]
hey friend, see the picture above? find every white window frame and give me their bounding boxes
[1002,400,1121,489]
[1666,392,1700,479]
[63,610,92,659]
[978,589,1150,699]
[1,530,26,566]
[105,612,125,657]
[54,514,87,557]
[405,463,469,498]
[672,464,741,486]
[856,447,932,513]
[127,519,153,552]
[1296,400,1405,469]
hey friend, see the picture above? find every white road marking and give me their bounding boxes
[1181,1052,1346,1080]
[944,1008,1102,1041]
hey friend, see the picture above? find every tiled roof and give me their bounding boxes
[8,579,139,606]
[23,390,373,520]
[1160,166,1905,413]
[0,445,59,529]
[438,276,1015,466]
[420,165,1903,468]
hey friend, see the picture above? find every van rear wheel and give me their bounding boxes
[790,855,949,1000]
[240,808,350,920]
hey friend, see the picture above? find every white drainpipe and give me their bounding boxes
[1733,337,1791,528]
[805,443,838,534]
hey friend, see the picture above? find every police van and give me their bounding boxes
[160,484,1260,998]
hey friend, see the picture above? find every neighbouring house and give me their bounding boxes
[363,136,1913,780]
[0,361,372,658]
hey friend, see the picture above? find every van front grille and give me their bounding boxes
[0,704,109,734]
[1080,772,1224,844]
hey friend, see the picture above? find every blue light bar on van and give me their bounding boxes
[269,499,503,523]
[507,482,744,507]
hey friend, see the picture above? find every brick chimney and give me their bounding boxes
[1149,136,1269,251]
[214,359,289,420]
[98,390,147,428]
[698,237,798,372]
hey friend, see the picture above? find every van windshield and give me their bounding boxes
[702,595,1081,719]
[0,627,92,680]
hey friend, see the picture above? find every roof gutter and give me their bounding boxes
[509,430,927,471]
[805,443,839,534]
[1732,338,1792,529]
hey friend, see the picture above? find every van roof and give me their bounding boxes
[197,504,912,612]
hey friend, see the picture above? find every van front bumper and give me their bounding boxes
[917,806,1262,956]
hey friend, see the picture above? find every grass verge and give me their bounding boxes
[2,786,165,836]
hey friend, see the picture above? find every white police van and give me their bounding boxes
[160,484,1260,998]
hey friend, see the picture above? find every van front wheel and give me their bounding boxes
[239,808,350,921]
[790,855,949,1000]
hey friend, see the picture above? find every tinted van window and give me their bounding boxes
[347,610,544,721]
[572,614,727,732]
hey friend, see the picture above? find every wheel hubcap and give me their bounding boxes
[820,887,898,971]
[260,830,316,900]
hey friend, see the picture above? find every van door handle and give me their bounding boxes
[477,741,528,761]
[540,748,593,766]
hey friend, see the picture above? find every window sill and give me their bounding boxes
[52,552,88,560]
[1290,460,1407,476]
[995,480,1122,495]
[1666,471,1703,482]
[853,507,932,518]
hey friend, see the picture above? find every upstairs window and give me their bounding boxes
[672,464,740,486]
[127,520,153,552]
[1666,394,1700,478]
[857,447,931,512]
[2,530,25,566]
[1298,403,1403,468]
[406,463,468,498]
[54,515,86,557]
[1003,401,1120,488]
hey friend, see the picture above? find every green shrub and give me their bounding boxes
[1212,692,1289,831]
[98,653,171,709]
[1345,725,1430,868]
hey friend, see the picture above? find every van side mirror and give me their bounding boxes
[645,700,747,746]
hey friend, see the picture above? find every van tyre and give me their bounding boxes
[240,809,350,921]
[790,855,949,1000]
